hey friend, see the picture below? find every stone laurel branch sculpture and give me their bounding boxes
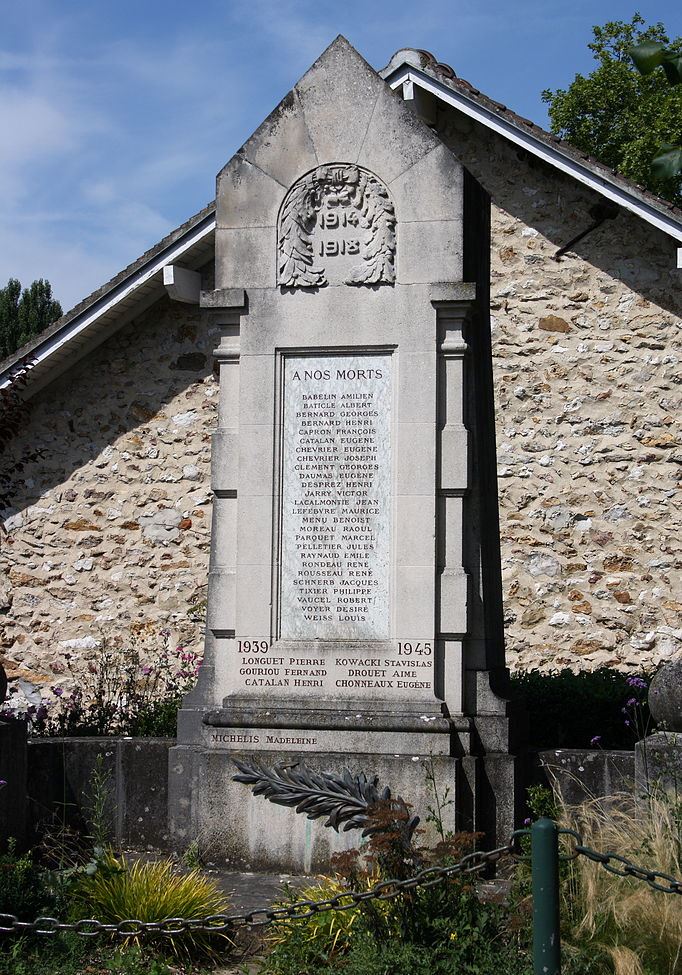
[232,758,420,843]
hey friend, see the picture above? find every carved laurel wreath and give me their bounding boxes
[278,164,396,288]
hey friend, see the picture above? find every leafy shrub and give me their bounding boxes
[511,667,654,749]
[0,839,57,922]
[262,873,530,975]
[259,813,530,975]
[335,929,530,975]
[1,636,201,738]
[74,851,231,959]
[0,933,91,975]
[0,938,183,975]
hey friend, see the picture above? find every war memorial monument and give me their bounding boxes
[168,37,519,871]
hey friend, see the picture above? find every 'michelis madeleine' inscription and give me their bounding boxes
[280,354,391,639]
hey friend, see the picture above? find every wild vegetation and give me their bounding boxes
[0,635,201,738]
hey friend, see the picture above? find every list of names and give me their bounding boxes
[280,353,391,639]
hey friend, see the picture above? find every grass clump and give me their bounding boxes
[562,792,682,975]
[73,851,232,960]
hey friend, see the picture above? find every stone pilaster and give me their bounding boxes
[176,291,244,721]
[434,289,473,717]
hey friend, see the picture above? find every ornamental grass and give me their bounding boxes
[74,851,232,959]
[562,792,682,975]
[264,871,393,966]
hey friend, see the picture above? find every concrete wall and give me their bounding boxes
[26,737,173,850]
[0,720,27,849]
[13,737,636,857]
[538,748,635,807]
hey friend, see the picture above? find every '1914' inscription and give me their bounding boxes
[280,353,391,640]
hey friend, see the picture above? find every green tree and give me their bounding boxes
[0,277,62,361]
[542,13,682,206]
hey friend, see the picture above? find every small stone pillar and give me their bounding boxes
[0,718,27,851]
[635,660,682,796]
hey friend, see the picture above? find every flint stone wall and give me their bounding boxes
[440,106,682,673]
[1,290,217,693]
[1,127,681,690]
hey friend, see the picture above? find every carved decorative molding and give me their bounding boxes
[278,164,396,288]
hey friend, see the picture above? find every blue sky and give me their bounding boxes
[1,0,680,312]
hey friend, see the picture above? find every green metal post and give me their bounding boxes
[531,817,561,975]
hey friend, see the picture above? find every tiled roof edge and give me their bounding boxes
[382,48,682,231]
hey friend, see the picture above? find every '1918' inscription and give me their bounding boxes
[280,353,391,640]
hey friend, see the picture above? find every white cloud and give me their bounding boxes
[0,86,78,195]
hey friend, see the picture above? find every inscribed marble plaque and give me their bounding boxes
[280,353,391,640]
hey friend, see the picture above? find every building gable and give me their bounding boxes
[0,37,679,398]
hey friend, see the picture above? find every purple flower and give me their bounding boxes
[624,720,631,727]
[53,687,64,697]
[591,736,602,747]
[523,817,531,826]
[626,697,638,708]
[141,665,152,676]
[0,780,7,790]
[627,676,647,690]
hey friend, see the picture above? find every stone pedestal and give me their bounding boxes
[635,732,682,797]
[0,719,27,851]
[636,661,682,797]
[169,36,520,869]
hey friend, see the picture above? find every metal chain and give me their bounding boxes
[7,828,679,939]
[514,823,682,894]
[573,843,682,895]
[0,842,514,938]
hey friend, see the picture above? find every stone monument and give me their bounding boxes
[169,37,520,871]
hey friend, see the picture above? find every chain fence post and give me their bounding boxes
[531,817,561,975]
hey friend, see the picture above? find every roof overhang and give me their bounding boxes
[0,208,215,394]
[384,62,682,244]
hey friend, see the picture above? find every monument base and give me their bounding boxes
[169,741,459,872]
[169,691,521,871]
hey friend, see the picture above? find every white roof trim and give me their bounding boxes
[388,66,682,243]
[0,212,216,390]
